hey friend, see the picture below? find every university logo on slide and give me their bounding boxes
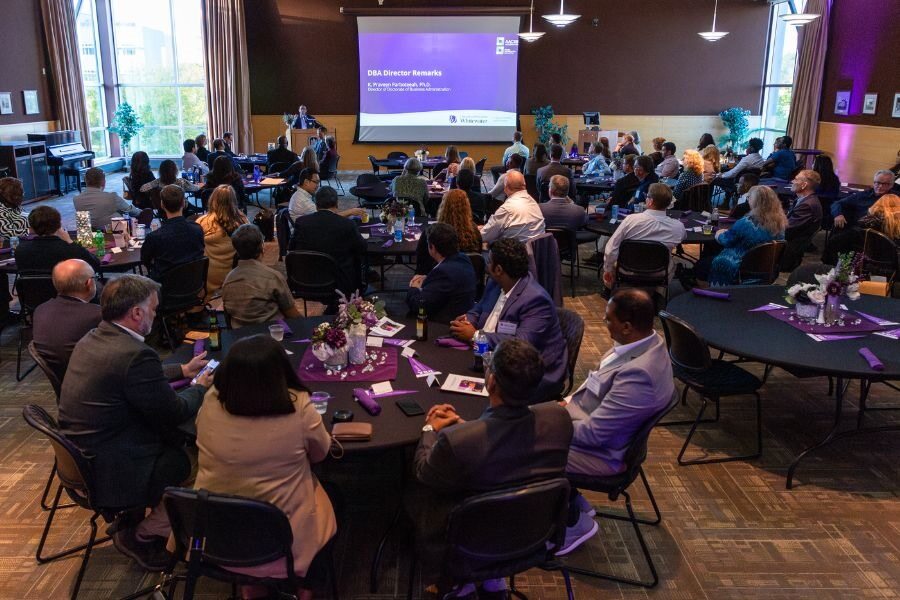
[449,115,457,124]
[496,36,505,54]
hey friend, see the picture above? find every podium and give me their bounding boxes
[286,128,319,152]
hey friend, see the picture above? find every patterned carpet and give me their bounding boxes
[0,174,898,599]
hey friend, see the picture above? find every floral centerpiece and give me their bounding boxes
[414,146,429,162]
[336,291,386,365]
[380,199,410,229]
[283,113,296,128]
[311,322,349,371]
[785,282,825,319]
[785,252,861,322]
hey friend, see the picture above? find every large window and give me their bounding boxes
[74,0,109,158]
[759,1,804,154]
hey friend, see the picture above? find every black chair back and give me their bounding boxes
[682,184,712,213]
[276,207,293,259]
[165,487,296,573]
[465,251,486,300]
[387,151,408,161]
[269,161,292,174]
[547,227,577,261]
[22,405,95,510]
[557,308,585,396]
[738,240,786,284]
[285,250,345,304]
[147,187,162,213]
[432,161,449,178]
[355,172,389,195]
[28,341,62,399]
[616,240,669,287]
[862,229,898,280]
[444,478,570,582]
[137,208,155,226]
[199,187,215,209]
[474,157,487,177]
[319,154,337,179]
[15,273,57,317]
[524,173,539,200]
[368,155,380,173]
[158,257,209,315]
[658,310,712,372]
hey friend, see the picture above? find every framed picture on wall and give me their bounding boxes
[834,91,851,116]
[0,93,12,115]
[23,90,39,115]
[893,94,900,118]
[862,93,878,115]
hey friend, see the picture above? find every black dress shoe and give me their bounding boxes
[112,528,172,572]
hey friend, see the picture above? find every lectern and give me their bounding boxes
[286,128,321,151]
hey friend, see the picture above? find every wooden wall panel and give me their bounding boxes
[815,122,900,186]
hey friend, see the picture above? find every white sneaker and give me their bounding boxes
[556,511,599,556]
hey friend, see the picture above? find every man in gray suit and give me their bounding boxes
[540,175,588,231]
[536,144,576,203]
[557,289,675,556]
[73,167,141,228]
[59,275,212,570]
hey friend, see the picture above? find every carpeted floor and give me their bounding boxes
[0,172,898,599]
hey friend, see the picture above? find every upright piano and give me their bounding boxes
[27,131,95,195]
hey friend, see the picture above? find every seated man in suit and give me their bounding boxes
[830,169,896,230]
[558,289,675,555]
[267,135,299,169]
[407,223,476,322]
[786,169,823,238]
[313,127,328,161]
[141,185,205,280]
[288,186,367,308]
[14,206,100,273]
[32,259,102,384]
[631,155,660,204]
[206,137,241,171]
[537,144,576,203]
[481,170,545,243]
[73,167,141,229]
[58,275,211,570]
[540,175,588,231]
[222,224,301,327]
[222,131,236,156]
[412,338,573,598]
[450,238,567,403]
[610,154,640,207]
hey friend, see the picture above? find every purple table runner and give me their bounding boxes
[297,346,398,382]
[764,308,890,335]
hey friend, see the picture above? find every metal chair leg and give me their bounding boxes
[677,393,762,465]
[17,327,37,381]
[509,574,528,599]
[69,513,102,599]
[40,462,75,511]
[561,567,575,600]
[36,485,110,565]
[595,468,661,526]
[659,386,719,427]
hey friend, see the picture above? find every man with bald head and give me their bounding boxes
[481,169,545,243]
[32,259,102,384]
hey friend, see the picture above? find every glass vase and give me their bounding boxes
[824,294,841,325]
[324,346,348,372]
[795,302,818,321]
[348,323,367,365]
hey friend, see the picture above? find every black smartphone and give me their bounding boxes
[396,399,425,417]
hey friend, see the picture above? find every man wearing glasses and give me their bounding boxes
[831,169,897,229]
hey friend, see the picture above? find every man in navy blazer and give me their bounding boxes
[450,238,567,403]
[540,175,588,230]
[536,144,576,203]
[407,223,476,321]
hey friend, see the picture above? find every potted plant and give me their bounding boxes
[718,107,750,152]
[531,105,568,146]
[107,102,144,156]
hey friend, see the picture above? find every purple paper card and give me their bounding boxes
[169,378,191,390]
[382,338,415,347]
[765,309,886,334]
[749,303,788,312]
[874,328,900,340]
[101,254,113,264]
[289,338,312,344]
[692,288,730,300]
[382,239,394,248]
[435,336,471,350]
[297,346,398,382]
[408,356,441,378]
[859,347,884,371]
[274,319,293,336]
[807,333,867,342]
[855,310,899,327]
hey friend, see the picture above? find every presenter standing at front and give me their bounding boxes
[292,105,319,129]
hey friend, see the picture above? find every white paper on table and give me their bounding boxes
[366,336,383,347]
[440,373,489,397]
[370,317,405,337]
[110,247,123,254]
[371,381,393,395]
[401,346,416,358]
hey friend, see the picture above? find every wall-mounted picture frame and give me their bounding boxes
[23,90,39,115]
[0,93,12,115]
[834,90,850,116]
[893,93,900,118]
[862,93,878,115]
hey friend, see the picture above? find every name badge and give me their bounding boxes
[497,321,518,335]
[586,371,602,396]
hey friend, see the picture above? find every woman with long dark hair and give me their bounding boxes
[139,159,200,193]
[127,151,155,209]
[812,154,841,198]
[697,132,715,151]
[204,155,247,209]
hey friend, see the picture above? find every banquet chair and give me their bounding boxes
[861,229,898,284]
[563,394,677,588]
[321,155,345,196]
[658,311,764,465]
[614,241,670,308]
[157,258,209,350]
[406,478,575,600]
[465,252,486,300]
[276,207,294,261]
[14,273,57,381]
[524,173,539,200]
[680,184,712,213]
[22,405,115,600]
[547,227,578,297]
[284,251,345,315]
[474,158,488,191]
[351,173,390,212]
[556,308,584,397]
[151,487,338,600]
[737,240,786,285]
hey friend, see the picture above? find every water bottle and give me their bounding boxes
[408,204,416,223]
[710,207,719,226]
[253,164,261,183]
[93,231,106,257]
[610,204,620,222]
[9,236,20,256]
[393,220,403,243]
[472,330,489,372]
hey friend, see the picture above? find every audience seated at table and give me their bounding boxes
[140,159,200,194]
[700,144,720,183]
[192,335,336,599]
[654,141,679,180]
[450,238,567,403]
[31,259,101,383]
[223,224,301,327]
[823,193,900,265]
[289,168,322,222]
[830,169,896,230]
[267,135,299,169]
[407,223,476,322]
[449,156,477,191]
[610,154,640,207]
[390,157,430,212]
[615,133,640,157]
[452,169,491,223]
[321,135,339,172]
[785,170,823,240]
[275,146,320,185]
[602,183,686,289]
[126,151,155,209]
[433,145,461,182]
[59,275,211,570]
[204,155,248,210]
[481,170,545,243]
[525,142,550,176]
[141,185,205,280]
[196,185,248,300]
[716,137,765,182]
[648,137,666,167]
[491,130,530,182]
[181,138,210,176]
[14,206,100,272]
[486,153,524,201]
[762,135,799,180]
[540,175,588,231]
[696,185,786,286]
[632,155,660,203]
[415,189,482,275]
[537,144,576,203]
[206,138,238,171]
[74,167,141,228]
[194,133,210,163]
[582,141,611,177]
[559,288,675,555]
[289,187,367,303]
[411,338,573,598]
[812,155,841,199]
[597,136,612,161]
[697,132,715,151]
[673,149,705,203]
[313,127,328,161]
[728,172,761,220]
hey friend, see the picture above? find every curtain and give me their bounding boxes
[40,0,92,150]
[785,0,832,151]
[202,0,253,154]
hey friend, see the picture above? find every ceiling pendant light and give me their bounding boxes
[698,0,729,41]
[519,0,545,42]
[780,12,820,26]
[542,0,580,28]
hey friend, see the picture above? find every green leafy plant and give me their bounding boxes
[531,105,568,146]
[107,102,144,155]
[718,107,751,151]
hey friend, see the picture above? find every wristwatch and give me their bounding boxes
[422,424,434,433]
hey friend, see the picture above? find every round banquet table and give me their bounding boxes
[583,209,733,245]
[168,316,487,454]
[0,233,143,275]
[360,220,426,291]
[666,285,900,488]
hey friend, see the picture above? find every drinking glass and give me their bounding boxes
[310,391,330,415]
[702,223,713,235]
[268,324,285,341]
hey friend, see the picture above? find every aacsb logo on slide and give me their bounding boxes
[449,115,457,124]
[496,36,518,55]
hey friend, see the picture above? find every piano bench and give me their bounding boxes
[61,166,89,194]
